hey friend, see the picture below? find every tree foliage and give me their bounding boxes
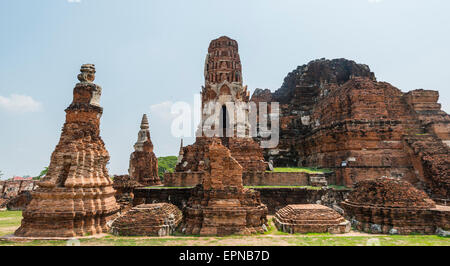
[34,167,49,180]
[158,156,178,180]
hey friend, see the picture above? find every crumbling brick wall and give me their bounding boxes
[0,180,37,209]
[133,187,350,215]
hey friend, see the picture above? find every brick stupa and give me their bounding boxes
[128,114,161,186]
[181,141,268,236]
[14,64,120,238]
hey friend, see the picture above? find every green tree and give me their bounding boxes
[158,156,178,180]
[34,167,49,180]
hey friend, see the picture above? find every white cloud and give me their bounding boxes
[0,94,43,113]
[368,0,383,3]
[150,101,177,121]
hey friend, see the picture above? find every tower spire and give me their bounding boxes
[179,139,184,156]
[141,114,149,129]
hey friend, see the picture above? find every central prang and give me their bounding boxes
[166,36,268,188]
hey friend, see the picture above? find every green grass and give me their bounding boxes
[0,211,22,236]
[1,211,448,246]
[327,185,350,191]
[245,185,322,190]
[269,167,333,174]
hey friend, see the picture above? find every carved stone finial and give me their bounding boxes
[141,114,149,129]
[78,64,96,83]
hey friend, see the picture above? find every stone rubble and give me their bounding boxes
[111,203,182,236]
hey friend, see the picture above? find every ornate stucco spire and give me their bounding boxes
[129,114,161,186]
[134,114,151,152]
[141,114,149,130]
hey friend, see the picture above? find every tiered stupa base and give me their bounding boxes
[15,187,119,238]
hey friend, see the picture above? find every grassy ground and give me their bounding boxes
[0,211,22,236]
[269,167,333,174]
[0,211,448,246]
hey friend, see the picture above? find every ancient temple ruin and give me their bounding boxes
[252,58,450,203]
[129,114,161,186]
[6,36,448,240]
[14,64,120,238]
[181,141,268,236]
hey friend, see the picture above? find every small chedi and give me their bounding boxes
[341,177,450,234]
[274,204,350,234]
[111,203,182,236]
[166,36,267,187]
[181,141,268,236]
[128,114,161,186]
[14,64,120,238]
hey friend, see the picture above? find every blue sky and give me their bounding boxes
[0,0,449,179]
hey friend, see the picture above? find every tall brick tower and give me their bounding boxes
[173,36,267,178]
[15,64,120,238]
[201,36,251,137]
[202,36,248,103]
